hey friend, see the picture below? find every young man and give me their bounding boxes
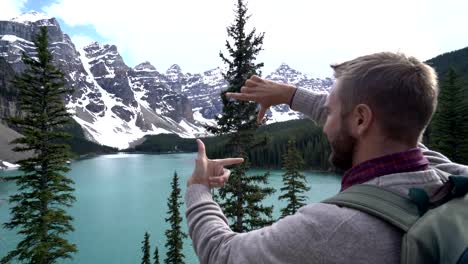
[185,52,468,263]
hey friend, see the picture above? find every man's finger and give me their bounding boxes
[244,79,258,87]
[209,175,228,183]
[210,177,227,186]
[209,169,231,188]
[209,171,230,183]
[214,164,224,176]
[210,168,231,178]
[196,139,206,158]
[225,92,255,101]
[240,86,252,94]
[221,168,231,178]
[209,181,225,188]
[250,75,263,82]
[257,106,268,124]
[213,158,244,166]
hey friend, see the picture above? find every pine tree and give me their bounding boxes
[431,68,466,162]
[206,0,275,232]
[456,76,468,164]
[1,27,76,264]
[153,245,160,264]
[164,172,186,264]
[141,232,151,264]
[278,138,310,218]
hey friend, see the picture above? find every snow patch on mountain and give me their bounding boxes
[66,48,142,149]
[1,12,334,150]
[1,34,33,44]
[64,44,213,149]
[193,108,217,126]
[11,11,53,24]
[266,107,302,124]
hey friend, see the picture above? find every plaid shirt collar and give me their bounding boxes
[341,148,429,192]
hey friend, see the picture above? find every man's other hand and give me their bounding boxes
[188,139,244,188]
[225,75,297,124]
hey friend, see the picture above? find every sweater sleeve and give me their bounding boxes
[290,88,329,126]
[185,184,345,264]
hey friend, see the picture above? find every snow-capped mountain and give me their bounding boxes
[0,12,333,149]
[265,63,333,123]
[1,13,209,149]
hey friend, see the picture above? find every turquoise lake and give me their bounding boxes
[0,153,341,263]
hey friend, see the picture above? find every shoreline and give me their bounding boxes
[124,151,334,173]
[2,152,334,175]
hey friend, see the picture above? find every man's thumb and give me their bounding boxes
[257,106,268,124]
[196,139,206,158]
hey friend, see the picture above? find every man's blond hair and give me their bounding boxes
[332,52,439,144]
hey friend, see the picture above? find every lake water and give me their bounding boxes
[0,153,341,263]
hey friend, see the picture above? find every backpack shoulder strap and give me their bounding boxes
[450,175,468,198]
[323,184,420,232]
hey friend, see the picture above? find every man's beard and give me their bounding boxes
[328,126,356,172]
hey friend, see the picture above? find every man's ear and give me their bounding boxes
[351,104,373,137]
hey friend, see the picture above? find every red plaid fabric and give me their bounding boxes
[340,148,429,191]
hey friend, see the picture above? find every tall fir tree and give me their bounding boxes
[456,75,468,164]
[164,172,186,264]
[430,68,468,163]
[153,244,160,264]
[278,138,310,218]
[141,232,151,264]
[1,27,76,264]
[207,0,275,233]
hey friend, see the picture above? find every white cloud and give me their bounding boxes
[0,0,26,20]
[43,0,468,77]
[71,34,95,49]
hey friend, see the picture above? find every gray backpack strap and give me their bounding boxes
[323,184,420,232]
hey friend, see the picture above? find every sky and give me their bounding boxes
[1,0,468,77]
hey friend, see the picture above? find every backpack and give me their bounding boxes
[323,175,468,264]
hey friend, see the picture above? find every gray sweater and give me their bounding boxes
[185,88,468,264]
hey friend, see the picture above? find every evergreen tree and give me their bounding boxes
[164,172,186,264]
[153,245,160,264]
[278,138,310,218]
[206,119,331,170]
[456,77,468,164]
[141,232,151,264]
[1,27,76,264]
[207,0,275,233]
[430,68,467,163]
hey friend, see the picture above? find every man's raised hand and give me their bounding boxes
[188,139,244,188]
[225,75,297,124]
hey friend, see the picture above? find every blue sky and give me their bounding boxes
[20,0,109,52]
[2,0,468,77]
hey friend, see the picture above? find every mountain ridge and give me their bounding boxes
[0,11,333,151]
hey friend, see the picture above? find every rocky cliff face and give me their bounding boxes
[0,13,78,121]
[83,43,136,108]
[181,67,227,120]
[263,63,333,123]
[0,12,333,149]
[0,57,18,120]
[0,13,205,149]
[129,61,194,124]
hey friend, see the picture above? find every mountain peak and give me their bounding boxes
[12,11,54,24]
[84,41,101,49]
[167,64,182,74]
[134,61,157,72]
[272,63,302,76]
[83,42,118,54]
[276,63,293,71]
